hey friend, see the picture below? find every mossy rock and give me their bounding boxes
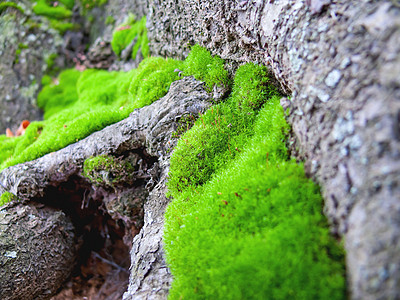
[164,63,347,299]
[82,155,135,187]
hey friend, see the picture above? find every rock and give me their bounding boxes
[0,202,76,300]
[144,0,400,298]
[0,76,212,299]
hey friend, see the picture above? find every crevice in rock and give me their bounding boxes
[28,148,159,299]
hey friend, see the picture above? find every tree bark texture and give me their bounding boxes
[146,1,400,299]
[0,77,212,299]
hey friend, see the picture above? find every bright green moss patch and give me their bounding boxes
[33,0,72,19]
[37,69,81,120]
[0,192,18,206]
[83,155,135,186]
[0,56,179,170]
[59,0,75,10]
[183,45,230,90]
[128,57,184,107]
[111,15,149,60]
[0,2,25,14]
[168,63,279,194]
[0,46,225,170]
[165,63,346,299]
[80,0,107,11]
[49,19,78,34]
[14,43,28,64]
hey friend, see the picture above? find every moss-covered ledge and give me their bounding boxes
[0,76,212,299]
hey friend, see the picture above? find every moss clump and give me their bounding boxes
[83,155,135,187]
[0,46,229,171]
[0,53,184,170]
[80,0,107,11]
[59,0,75,10]
[111,15,149,60]
[0,192,18,206]
[183,44,230,91]
[128,57,184,107]
[0,2,25,14]
[171,114,197,139]
[105,15,115,25]
[33,0,72,19]
[164,63,346,299]
[167,63,278,194]
[49,19,78,35]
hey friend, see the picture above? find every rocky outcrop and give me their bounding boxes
[145,1,400,298]
[0,77,211,299]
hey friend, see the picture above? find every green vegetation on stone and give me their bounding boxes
[14,43,28,64]
[105,15,115,25]
[167,63,277,194]
[60,0,75,10]
[80,0,107,11]
[49,19,78,34]
[183,44,230,91]
[83,155,135,186]
[111,14,149,60]
[44,52,58,74]
[33,0,72,19]
[0,192,18,206]
[0,46,228,171]
[164,63,346,299]
[0,1,25,14]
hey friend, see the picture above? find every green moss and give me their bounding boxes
[164,63,346,299]
[49,19,78,34]
[1,46,237,175]
[183,44,230,90]
[171,114,197,139]
[14,43,28,64]
[83,155,135,186]
[59,0,75,10]
[128,57,184,107]
[0,55,184,170]
[80,0,107,11]
[33,0,72,19]
[105,15,115,25]
[111,15,148,60]
[44,52,59,74]
[0,2,25,14]
[0,192,18,206]
[167,63,278,194]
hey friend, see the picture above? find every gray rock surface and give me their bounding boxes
[0,77,212,299]
[0,5,65,134]
[0,202,76,300]
[145,1,400,299]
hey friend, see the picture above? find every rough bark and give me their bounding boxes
[0,77,212,299]
[146,1,400,299]
[0,202,76,300]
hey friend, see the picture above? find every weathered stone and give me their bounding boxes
[145,1,400,298]
[0,76,212,299]
[0,202,76,300]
